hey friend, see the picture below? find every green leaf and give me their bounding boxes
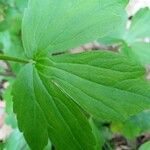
[0,31,25,72]
[12,64,49,150]
[112,110,150,139]
[36,51,150,122]
[123,0,129,6]
[97,0,128,45]
[139,141,150,150]
[0,143,4,150]
[3,80,17,128]
[121,42,150,65]
[5,129,30,150]
[89,118,105,149]
[12,1,150,149]
[98,8,150,66]
[124,111,150,138]
[22,0,126,58]
[44,140,52,150]
[126,8,150,42]
[15,0,28,13]
[12,50,150,149]
[119,8,150,65]
[117,0,129,7]
[5,129,52,150]
[12,63,96,150]
[0,1,21,31]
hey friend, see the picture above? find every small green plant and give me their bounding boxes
[0,0,150,150]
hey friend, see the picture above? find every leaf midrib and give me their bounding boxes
[37,57,144,74]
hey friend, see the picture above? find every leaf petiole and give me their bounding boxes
[0,54,31,64]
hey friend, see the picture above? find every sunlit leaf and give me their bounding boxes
[22,0,126,57]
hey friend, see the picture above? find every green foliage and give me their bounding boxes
[12,50,150,150]
[0,0,27,73]
[0,0,150,150]
[3,80,18,128]
[121,42,150,65]
[99,6,150,65]
[100,7,150,65]
[121,8,150,64]
[5,129,30,150]
[4,129,51,150]
[139,141,150,150]
[125,8,150,42]
[124,111,150,138]
[44,51,150,122]
[12,63,96,150]
[22,0,126,57]
[112,110,150,139]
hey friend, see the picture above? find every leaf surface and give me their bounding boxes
[123,111,150,138]
[22,0,125,57]
[12,1,150,149]
[126,8,150,42]
[139,141,150,150]
[13,50,150,149]
[12,63,96,150]
[5,129,30,150]
[36,51,150,122]
[121,42,150,65]
[12,64,49,150]
[123,8,150,65]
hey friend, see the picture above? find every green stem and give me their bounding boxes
[0,54,30,64]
